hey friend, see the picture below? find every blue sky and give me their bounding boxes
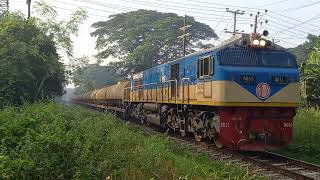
[9,0,320,63]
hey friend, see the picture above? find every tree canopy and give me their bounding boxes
[289,34,320,64]
[0,14,65,106]
[289,34,320,107]
[91,10,217,73]
[34,1,88,58]
[71,57,125,94]
[0,3,87,107]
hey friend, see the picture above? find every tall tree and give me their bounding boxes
[0,14,65,106]
[91,10,217,73]
[34,1,88,58]
[0,2,87,107]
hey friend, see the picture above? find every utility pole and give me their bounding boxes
[226,8,245,35]
[253,15,258,33]
[178,15,192,56]
[250,10,268,34]
[0,0,9,14]
[26,0,31,18]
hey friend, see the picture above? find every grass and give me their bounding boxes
[0,102,260,179]
[277,108,320,165]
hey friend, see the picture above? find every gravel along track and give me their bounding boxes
[131,121,320,180]
[74,104,320,180]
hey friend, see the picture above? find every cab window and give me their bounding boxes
[197,56,214,78]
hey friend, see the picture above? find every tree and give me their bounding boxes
[0,2,87,107]
[301,38,320,107]
[289,34,319,64]
[91,10,218,73]
[72,58,125,94]
[287,34,320,107]
[34,1,88,58]
[0,14,65,106]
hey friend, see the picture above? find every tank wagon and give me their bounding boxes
[74,33,300,151]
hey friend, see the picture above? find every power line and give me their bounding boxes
[75,0,232,19]
[58,0,248,24]
[278,38,302,47]
[51,5,111,19]
[269,10,320,30]
[261,0,290,7]
[66,0,315,41]
[156,0,229,11]
[75,0,318,37]
[180,0,266,11]
[213,11,226,30]
[283,1,320,12]
[77,0,319,37]
[267,25,308,39]
[268,20,314,35]
[12,0,316,47]
[273,13,320,35]
[55,0,125,14]
[266,13,319,32]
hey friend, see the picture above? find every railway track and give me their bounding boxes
[132,121,320,180]
[242,151,320,180]
[74,104,320,180]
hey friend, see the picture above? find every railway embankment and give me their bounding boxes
[0,102,256,179]
[277,108,320,165]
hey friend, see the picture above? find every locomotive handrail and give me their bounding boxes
[143,83,158,102]
[181,77,190,103]
[126,85,143,101]
[161,79,178,103]
[124,80,178,103]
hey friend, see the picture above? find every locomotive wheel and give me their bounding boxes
[167,110,178,131]
[140,110,147,125]
[179,114,187,137]
[194,131,204,142]
[206,121,222,148]
[190,112,205,142]
[140,118,145,125]
[206,114,223,148]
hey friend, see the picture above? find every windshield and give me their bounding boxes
[218,47,297,67]
[262,51,297,67]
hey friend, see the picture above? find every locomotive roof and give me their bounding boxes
[132,33,286,75]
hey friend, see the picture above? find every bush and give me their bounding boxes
[0,103,255,179]
[278,108,320,164]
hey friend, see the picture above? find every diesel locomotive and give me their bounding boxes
[74,32,300,151]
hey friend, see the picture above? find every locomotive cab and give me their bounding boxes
[211,36,300,151]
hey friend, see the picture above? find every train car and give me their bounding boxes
[75,32,300,151]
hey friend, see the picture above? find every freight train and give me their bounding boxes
[73,32,300,151]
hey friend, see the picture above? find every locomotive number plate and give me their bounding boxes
[240,75,256,83]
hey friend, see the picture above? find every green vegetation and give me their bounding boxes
[72,60,125,95]
[0,103,257,179]
[0,3,87,107]
[290,34,320,107]
[71,10,219,94]
[278,108,320,165]
[0,14,65,107]
[91,10,217,72]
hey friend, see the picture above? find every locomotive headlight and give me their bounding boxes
[259,40,266,46]
[253,39,259,46]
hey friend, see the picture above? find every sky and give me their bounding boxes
[9,0,320,64]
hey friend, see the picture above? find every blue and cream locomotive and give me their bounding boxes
[75,32,300,151]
